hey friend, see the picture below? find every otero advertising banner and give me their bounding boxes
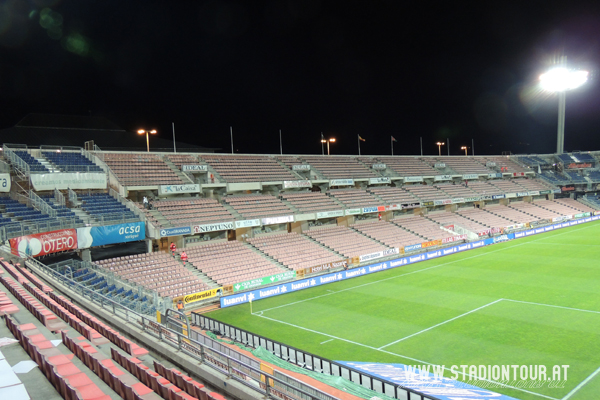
[10,229,78,257]
[77,222,145,249]
[0,173,11,193]
[233,271,296,292]
[30,173,107,191]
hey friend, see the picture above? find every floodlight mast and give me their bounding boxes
[539,56,589,154]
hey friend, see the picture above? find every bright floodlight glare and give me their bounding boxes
[540,68,589,92]
[137,129,145,134]
[329,138,336,142]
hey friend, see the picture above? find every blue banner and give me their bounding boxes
[404,243,422,252]
[77,221,145,248]
[336,361,518,400]
[160,226,192,237]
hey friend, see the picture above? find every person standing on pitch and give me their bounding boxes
[177,299,184,311]
[170,242,176,256]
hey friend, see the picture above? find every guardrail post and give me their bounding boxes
[226,357,232,378]
[264,373,271,397]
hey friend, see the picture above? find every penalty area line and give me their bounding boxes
[378,299,504,350]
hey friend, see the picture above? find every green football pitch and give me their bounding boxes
[207,221,600,400]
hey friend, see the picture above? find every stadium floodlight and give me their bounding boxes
[461,146,468,156]
[436,141,445,156]
[138,129,157,153]
[539,57,588,154]
[320,137,336,155]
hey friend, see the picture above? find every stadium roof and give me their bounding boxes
[1,114,216,152]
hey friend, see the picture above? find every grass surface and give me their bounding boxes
[207,221,600,400]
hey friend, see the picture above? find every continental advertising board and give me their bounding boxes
[178,288,223,305]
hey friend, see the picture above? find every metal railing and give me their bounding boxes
[2,146,30,176]
[192,314,438,400]
[48,259,160,316]
[29,190,57,218]
[68,188,78,205]
[22,257,345,400]
[54,188,66,206]
[2,217,84,239]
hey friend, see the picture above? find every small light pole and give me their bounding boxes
[137,129,157,153]
[320,138,336,155]
[436,141,445,156]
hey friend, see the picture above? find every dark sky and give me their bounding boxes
[1,0,600,156]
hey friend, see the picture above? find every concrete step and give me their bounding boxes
[242,241,290,272]
[163,158,194,184]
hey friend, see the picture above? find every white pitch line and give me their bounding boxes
[320,338,334,344]
[504,299,600,315]
[256,223,597,314]
[378,299,504,350]
[532,242,600,247]
[252,311,559,400]
[562,365,600,400]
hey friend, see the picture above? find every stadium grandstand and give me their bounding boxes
[3,130,600,399]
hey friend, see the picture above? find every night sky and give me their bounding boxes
[1,0,600,156]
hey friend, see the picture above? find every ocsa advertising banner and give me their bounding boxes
[77,221,145,248]
[10,229,78,257]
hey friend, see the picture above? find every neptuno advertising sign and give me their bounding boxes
[283,180,312,188]
[330,179,354,186]
[0,173,11,193]
[193,221,234,233]
[159,184,200,195]
[10,229,78,257]
[234,219,261,229]
[434,175,451,181]
[77,221,145,248]
[462,174,478,180]
[434,163,446,168]
[181,165,208,172]
[372,163,387,170]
